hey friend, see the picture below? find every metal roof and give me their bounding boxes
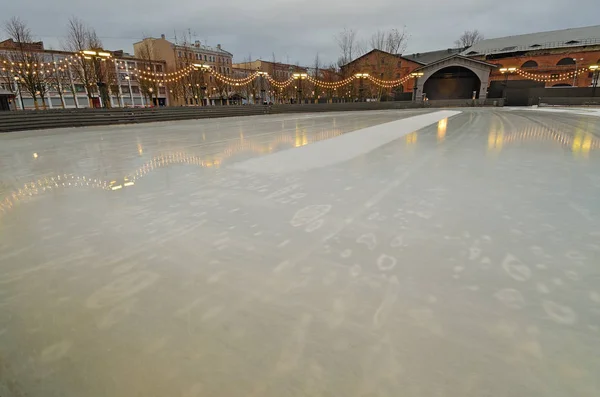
[411,54,498,72]
[460,25,600,56]
[404,48,465,65]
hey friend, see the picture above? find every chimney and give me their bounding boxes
[160,34,165,39]
[217,44,221,50]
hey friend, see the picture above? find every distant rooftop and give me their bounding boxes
[404,48,465,65]
[135,35,233,56]
[459,25,600,56]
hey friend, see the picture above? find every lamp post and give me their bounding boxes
[257,71,268,105]
[293,73,307,104]
[14,76,24,110]
[355,73,369,102]
[590,65,599,97]
[124,75,135,106]
[148,87,154,107]
[410,72,424,101]
[81,49,112,108]
[499,67,517,102]
[572,58,583,86]
[193,64,211,106]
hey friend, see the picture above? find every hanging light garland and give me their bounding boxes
[515,68,587,82]
[367,73,412,88]
[306,74,355,89]
[4,52,598,91]
[266,75,295,89]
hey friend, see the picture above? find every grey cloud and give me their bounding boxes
[4,0,599,66]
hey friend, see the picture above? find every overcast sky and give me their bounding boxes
[4,0,599,65]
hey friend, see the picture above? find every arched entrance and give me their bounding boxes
[423,66,481,100]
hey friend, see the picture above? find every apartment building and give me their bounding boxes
[133,35,233,105]
[0,39,167,110]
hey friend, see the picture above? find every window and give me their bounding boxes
[196,54,200,60]
[397,61,401,67]
[556,57,576,66]
[204,55,207,61]
[74,84,86,93]
[120,85,130,94]
[131,86,140,94]
[501,46,517,51]
[396,73,400,78]
[521,60,538,68]
[178,51,182,58]
[159,87,166,95]
[530,44,541,48]
[565,40,579,45]
[381,58,385,64]
[226,67,229,74]
[209,75,213,82]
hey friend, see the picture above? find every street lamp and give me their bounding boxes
[293,73,307,104]
[410,72,424,101]
[572,58,584,86]
[590,65,599,97]
[148,87,154,107]
[257,70,268,105]
[355,73,369,102]
[499,67,517,101]
[81,49,112,108]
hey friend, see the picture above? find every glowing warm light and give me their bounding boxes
[97,52,111,58]
[82,50,97,56]
[32,152,38,159]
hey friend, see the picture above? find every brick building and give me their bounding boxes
[462,25,600,88]
[340,49,424,100]
[232,60,307,103]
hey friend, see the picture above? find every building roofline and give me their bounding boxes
[411,54,499,71]
[340,49,427,68]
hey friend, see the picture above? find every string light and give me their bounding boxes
[515,68,587,82]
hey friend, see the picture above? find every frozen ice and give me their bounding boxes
[1,108,600,396]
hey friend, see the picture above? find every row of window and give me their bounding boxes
[517,57,600,68]
[177,51,231,64]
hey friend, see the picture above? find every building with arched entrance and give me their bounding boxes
[411,55,497,103]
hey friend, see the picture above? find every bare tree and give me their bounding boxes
[65,16,104,107]
[335,28,359,68]
[3,17,49,109]
[455,30,484,48]
[135,39,160,106]
[46,55,70,108]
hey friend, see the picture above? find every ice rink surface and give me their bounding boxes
[1,108,599,396]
